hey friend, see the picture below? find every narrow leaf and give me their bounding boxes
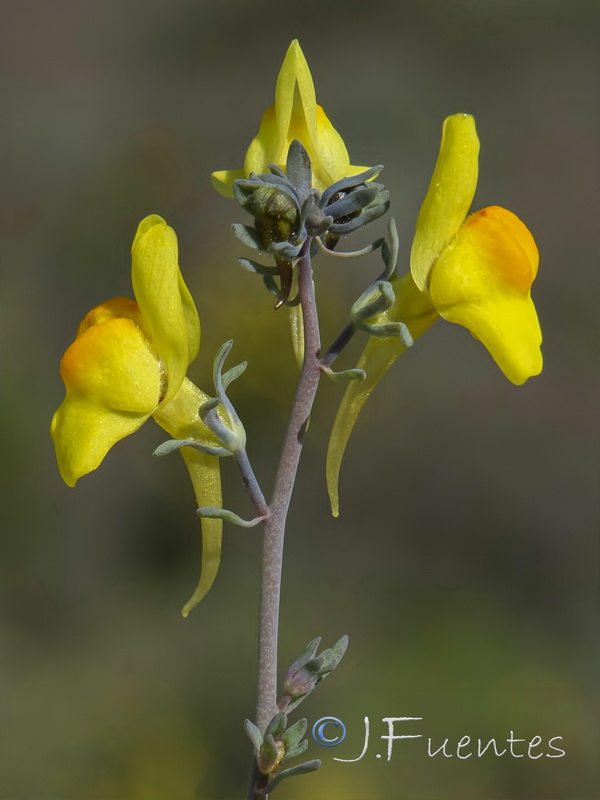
[280,718,308,749]
[282,738,309,762]
[322,367,366,383]
[265,712,288,739]
[232,223,265,252]
[267,760,321,793]
[197,507,265,528]
[153,438,231,458]
[221,361,248,392]
[238,258,279,276]
[244,719,263,753]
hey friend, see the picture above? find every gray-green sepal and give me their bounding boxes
[199,401,240,451]
[257,734,281,775]
[266,760,321,794]
[265,712,288,740]
[330,191,390,235]
[196,507,266,528]
[316,236,384,259]
[320,165,383,206]
[231,223,264,251]
[280,718,307,751]
[285,139,312,194]
[280,635,349,713]
[361,320,413,346]
[351,280,396,322]
[282,738,309,762]
[238,257,279,276]
[153,438,232,459]
[321,366,367,382]
[244,719,263,752]
[379,217,399,280]
[221,361,247,391]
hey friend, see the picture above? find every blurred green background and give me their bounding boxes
[1,1,598,798]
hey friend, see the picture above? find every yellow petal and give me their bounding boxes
[411,113,479,291]
[60,315,161,412]
[273,39,318,163]
[211,168,246,198]
[131,216,200,403]
[52,312,161,486]
[214,40,367,195]
[429,206,542,384]
[51,397,151,487]
[76,296,145,336]
[153,378,225,614]
[326,274,438,516]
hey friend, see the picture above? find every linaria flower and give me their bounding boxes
[211,39,367,196]
[326,114,542,515]
[51,215,224,613]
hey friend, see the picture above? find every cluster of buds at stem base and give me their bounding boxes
[245,635,348,796]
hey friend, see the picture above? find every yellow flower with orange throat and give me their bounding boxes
[326,114,542,516]
[51,215,225,615]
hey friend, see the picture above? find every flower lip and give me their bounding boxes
[428,204,542,384]
[52,215,201,486]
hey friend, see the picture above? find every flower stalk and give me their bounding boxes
[255,238,322,739]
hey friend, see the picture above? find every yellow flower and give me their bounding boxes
[211,39,367,196]
[326,113,542,516]
[51,215,223,614]
[411,113,542,384]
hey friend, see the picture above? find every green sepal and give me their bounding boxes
[321,366,366,383]
[379,217,399,280]
[199,401,240,451]
[232,223,265,251]
[280,693,309,714]
[221,361,248,392]
[317,634,349,675]
[153,438,232,458]
[282,739,309,763]
[197,507,266,528]
[199,397,219,414]
[361,320,413,347]
[351,280,395,323]
[238,258,279,277]
[244,719,263,753]
[288,637,321,670]
[265,712,288,740]
[257,734,281,775]
[280,718,308,750]
[316,236,384,259]
[285,139,312,193]
[280,635,349,712]
[320,165,383,206]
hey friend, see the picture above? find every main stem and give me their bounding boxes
[256,241,322,736]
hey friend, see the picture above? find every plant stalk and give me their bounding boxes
[247,240,322,799]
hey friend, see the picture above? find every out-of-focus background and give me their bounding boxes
[1,1,598,799]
